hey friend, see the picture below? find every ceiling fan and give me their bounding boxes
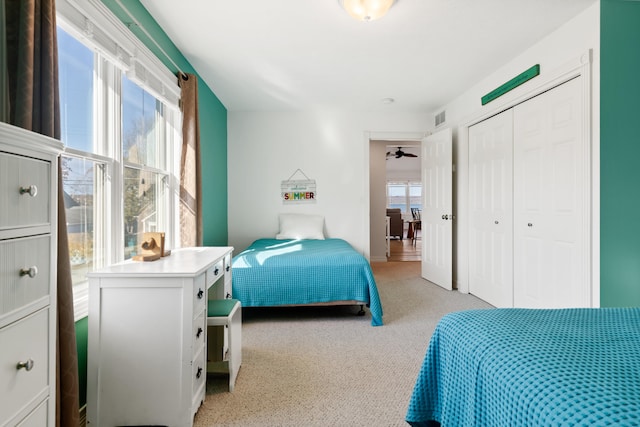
[386,147,418,159]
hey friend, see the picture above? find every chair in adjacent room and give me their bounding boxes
[410,208,421,246]
[386,208,404,240]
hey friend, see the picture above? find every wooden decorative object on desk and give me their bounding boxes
[132,232,169,261]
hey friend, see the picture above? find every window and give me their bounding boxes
[387,181,422,214]
[56,1,181,320]
[122,76,170,259]
[61,156,106,285]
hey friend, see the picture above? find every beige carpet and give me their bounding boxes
[195,262,492,427]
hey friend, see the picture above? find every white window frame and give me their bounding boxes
[57,0,181,321]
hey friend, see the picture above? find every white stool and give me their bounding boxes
[207,299,242,391]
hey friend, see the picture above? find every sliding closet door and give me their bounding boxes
[513,77,588,308]
[468,109,514,307]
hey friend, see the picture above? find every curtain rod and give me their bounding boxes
[114,0,184,77]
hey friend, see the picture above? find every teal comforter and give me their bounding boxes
[406,307,640,426]
[232,238,383,326]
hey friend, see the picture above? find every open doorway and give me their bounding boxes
[369,138,422,262]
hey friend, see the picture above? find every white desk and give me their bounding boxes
[86,246,233,427]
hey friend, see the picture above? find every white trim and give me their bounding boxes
[457,50,595,305]
[73,282,89,321]
[56,0,180,107]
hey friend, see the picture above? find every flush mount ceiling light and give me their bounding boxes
[339,0,396,22]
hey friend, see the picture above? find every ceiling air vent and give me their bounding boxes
[435,110,446,127]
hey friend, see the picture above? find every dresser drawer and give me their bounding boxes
[0,309,50,424]
[0,235,51,318]
[15,399,48,427]
[0,152,50,230]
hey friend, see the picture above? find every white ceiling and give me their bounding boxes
[139,0,596,113]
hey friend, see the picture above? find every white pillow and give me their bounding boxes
[276,213,325,240]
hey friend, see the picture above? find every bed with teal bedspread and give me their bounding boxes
[406,308,640,426]
[232,238,383,326]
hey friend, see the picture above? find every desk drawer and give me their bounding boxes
[0,309,50,423]
[192,310,205,354]
[223,253,232,299]
[0,152,50,230]
[206,259,224,288]
[0,235,51,318]
[192,346,206,397]
[192,273,206,314]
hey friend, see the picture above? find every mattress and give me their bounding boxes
[232,238,383,326]
[406,307,640,426]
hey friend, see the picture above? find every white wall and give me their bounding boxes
[433,2,600,292]
[227,110,429,256]
[227,3,600,281]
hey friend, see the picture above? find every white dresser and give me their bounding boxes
[0,122,62,427]
[86,246,233,427]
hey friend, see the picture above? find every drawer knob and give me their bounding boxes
[214,267,220,276]
[20,266,38,278]
[197,288,204,299]
[226,292,231,299]
[196,366,203,379]
[196,327,203,339]
[16,359,35,371]
[19,185,38,197]
[226,265,230,272]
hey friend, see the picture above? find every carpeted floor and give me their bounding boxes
[195,262,492,427]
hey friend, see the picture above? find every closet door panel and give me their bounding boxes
[513,77,586,308]
[468,109,513,307]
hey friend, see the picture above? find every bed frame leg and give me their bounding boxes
[357,305,365,316]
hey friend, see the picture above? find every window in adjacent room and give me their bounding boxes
[387,181,422,213]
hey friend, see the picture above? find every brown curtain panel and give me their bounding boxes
[1,0,9,122]
[179,72,203,247]
[4,1,80,426]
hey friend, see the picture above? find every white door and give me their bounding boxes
[421,128,452,289]
[513,76,588,308]
[468,109,514,307]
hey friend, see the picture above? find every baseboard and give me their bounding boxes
[370,256,388,262]
[79,404,86,427]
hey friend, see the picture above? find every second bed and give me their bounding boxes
[231,238,383,326]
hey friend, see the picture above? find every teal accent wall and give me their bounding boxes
[75,317,88,407]
[601,0,640,306]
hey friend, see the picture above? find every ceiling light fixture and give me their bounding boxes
[339,0,396,22]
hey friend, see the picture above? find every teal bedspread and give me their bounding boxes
[406,308,640,426]
[232,238,383,326]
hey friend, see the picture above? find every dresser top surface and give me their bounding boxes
[87,246,233,278]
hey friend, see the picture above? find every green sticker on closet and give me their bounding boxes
[481,64,540,105]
